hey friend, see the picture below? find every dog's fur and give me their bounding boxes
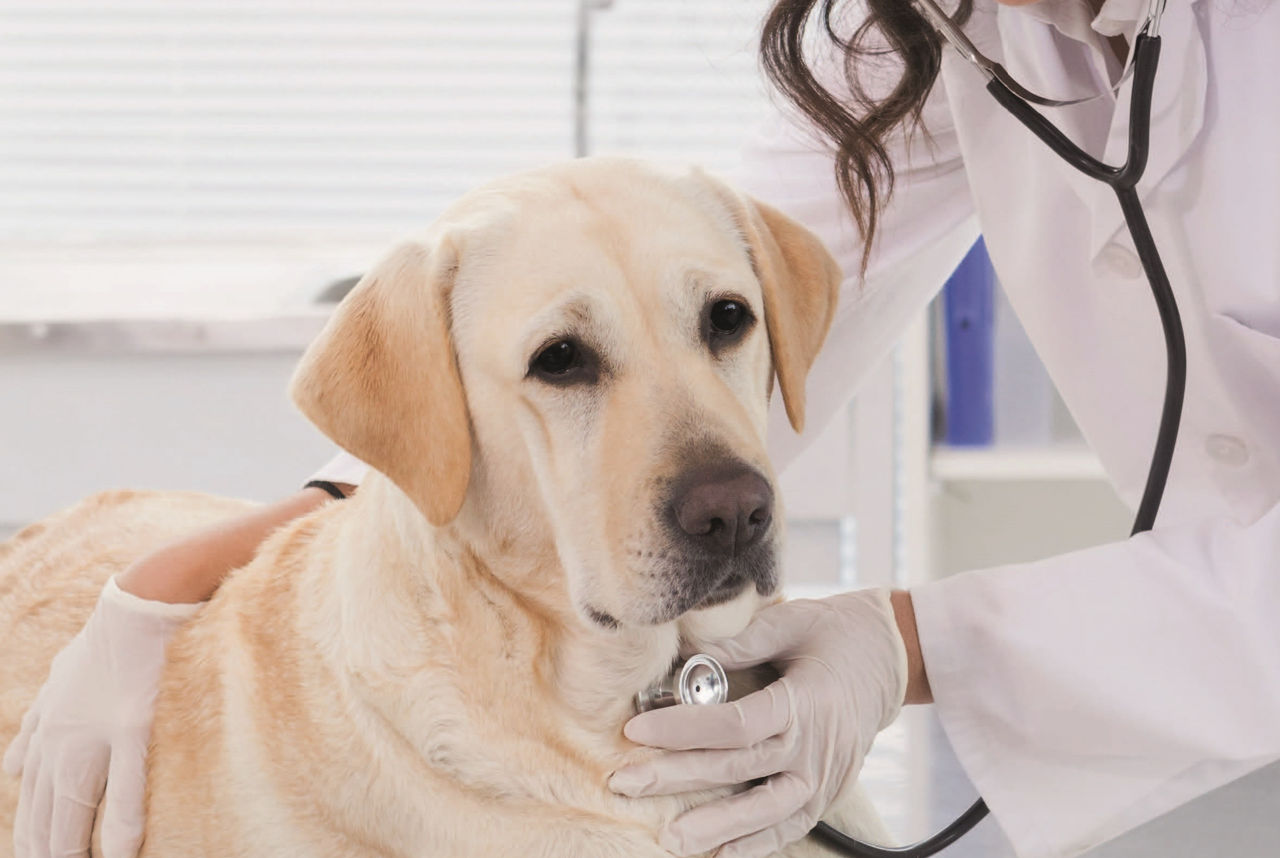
[0,159,890,856]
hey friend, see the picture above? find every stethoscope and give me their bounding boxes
[643,0,1188,855]
[817,0,1185,853]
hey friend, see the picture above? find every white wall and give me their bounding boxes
[0,321,332,535]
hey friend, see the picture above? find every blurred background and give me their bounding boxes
[7,2,1239,857]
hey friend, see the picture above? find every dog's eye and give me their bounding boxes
[533,340,577,375]
[528,338,602,386]
[704,298,755,353]
[709,300,746,335]
[528,336,601,386]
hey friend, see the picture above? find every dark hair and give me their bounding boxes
[760,0,972,271]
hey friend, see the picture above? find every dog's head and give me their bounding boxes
[291,159,839,637]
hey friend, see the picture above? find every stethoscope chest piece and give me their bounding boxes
[635,654,728,713]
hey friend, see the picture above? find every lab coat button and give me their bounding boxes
[1099,243,1144,279]
[1205,434,1249,467]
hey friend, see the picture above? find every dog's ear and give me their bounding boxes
[290,239,471,526]
[702,177,842,432]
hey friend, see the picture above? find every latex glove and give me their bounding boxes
[308,450,369,489]
[609,589,907,858]
[3,575,204,858]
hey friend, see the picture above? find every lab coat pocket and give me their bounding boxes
[1207,312,1280,443]
[1209,311,1280,361]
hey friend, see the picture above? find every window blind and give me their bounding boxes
[0,0,578,242]
[588,0,771,170]
[0,0,773,314]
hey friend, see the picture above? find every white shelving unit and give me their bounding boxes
[838,275,1133,856]
[882,288,1130,590]
[930,443,1105,482]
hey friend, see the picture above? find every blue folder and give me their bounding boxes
[943,238,995,446]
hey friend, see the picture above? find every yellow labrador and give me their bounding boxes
[0,158,891,857]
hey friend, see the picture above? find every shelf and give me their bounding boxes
[930,443,1107,482]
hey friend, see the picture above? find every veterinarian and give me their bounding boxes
[6,0,1280,857]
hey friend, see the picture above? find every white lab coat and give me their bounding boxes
[733,0,1280,856]
[311,2,1279,853]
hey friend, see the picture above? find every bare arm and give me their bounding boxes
[115,483,355,603]
[891,589,932,704]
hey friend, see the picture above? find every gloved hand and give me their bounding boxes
[609,588,907,858]
[2,575,204,858]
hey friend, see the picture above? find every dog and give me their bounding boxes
[0,158,892,856]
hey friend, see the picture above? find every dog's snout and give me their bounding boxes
[671,467,773,557]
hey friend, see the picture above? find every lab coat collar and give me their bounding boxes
[1013,0,1157,40]
[1092,0,1152,37]
[1006,1,1210,260]
[1086,0,1207,260]
[1014,0,1098,42]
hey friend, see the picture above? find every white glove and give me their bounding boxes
[609,589,907,858]
[2,576,203,858]
[307,450,369,488]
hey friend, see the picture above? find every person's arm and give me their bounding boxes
[4,488,351,858]
[116,483,353,603]
[891,589,932,705]
[4,451,366,858]
[911,498,1280,858]
[117,447,368,602]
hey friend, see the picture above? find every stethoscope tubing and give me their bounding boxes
[811,797,991,857]
[982,33,1185,537]
[810,30,1188,858]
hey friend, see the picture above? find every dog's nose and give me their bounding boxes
[672,468,773,557]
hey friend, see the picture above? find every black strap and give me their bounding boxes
[303,480,347,501]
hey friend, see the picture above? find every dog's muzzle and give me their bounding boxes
[634,654,728,713]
